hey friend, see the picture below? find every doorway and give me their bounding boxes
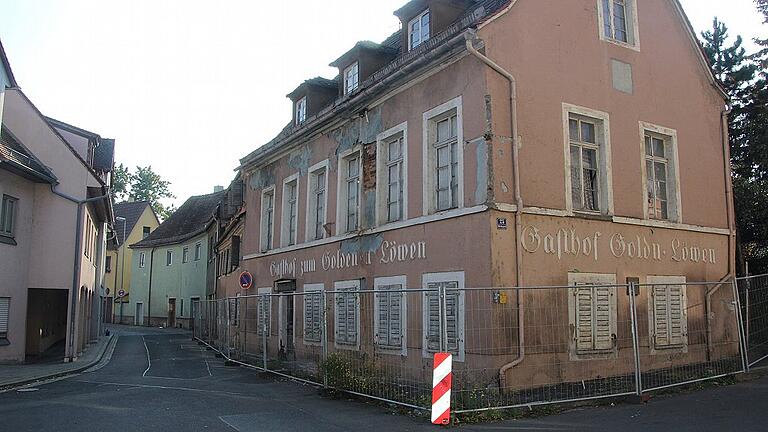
[279,295,295,360]
[25,289,68,362]
[136,302,144,326]
[168,298,177,328]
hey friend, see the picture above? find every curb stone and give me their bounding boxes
[0,334,117,392]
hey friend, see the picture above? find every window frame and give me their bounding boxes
[597,0,640,51]
[376,122,408,226]
[408,9,430,51]
[260,186,276,252]
[182,246,189,264]
[0,194,18,239]
[423,97,464,216]
[562,104,614,216]
[334,279,361,351]
[139,252,146,268]
[336,148,363,234]
[166,250,173,266]
[421,271,465,362]
[344,62,360,95]
[303,284,324,346]
[194,242,202,261]
[305,160,330,241]
[105,255,112,273]
[295,96,307,126]
[281,173,300,247]
[647,275,689,354]
[639,122,682,223]
[567,272,618,360]
[374,276,408,356]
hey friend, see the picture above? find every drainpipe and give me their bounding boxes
[147,247,156,327]
[705,104,736,359]
[464,32,525,388]
[49,184,110,361]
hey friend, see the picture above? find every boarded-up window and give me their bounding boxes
[0,297,9,339]
[304,285,323,344]
[423,276,463,360]
[568,273,617,359]
[334,281,360,348]
[374,277,407,354]
[647,276,688,351]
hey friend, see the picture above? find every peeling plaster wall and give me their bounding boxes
[236,56,492,290]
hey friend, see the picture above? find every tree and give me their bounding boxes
[754,0,768,71]
[702,14,768,274]
[112,165,177,221]
[111,163,131,202]
[129,166,177,220]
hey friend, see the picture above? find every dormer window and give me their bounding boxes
[344,62,360,95]
[408,10,430,51]
[295,97,307,125]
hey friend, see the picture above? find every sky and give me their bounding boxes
[0,0,764,208]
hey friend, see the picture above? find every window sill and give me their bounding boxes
[572,211,613,222]
[0,236,17,246]
[601,37,640,52]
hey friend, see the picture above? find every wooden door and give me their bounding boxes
[168,299,177,328]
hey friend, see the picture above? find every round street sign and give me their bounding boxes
[118,289,126,298]
[239,271,254,290]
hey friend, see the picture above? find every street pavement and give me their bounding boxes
[0,325,767,431]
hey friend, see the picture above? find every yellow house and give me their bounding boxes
[105,201,159,324]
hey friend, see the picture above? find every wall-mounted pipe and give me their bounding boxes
[705,104,736,359]
[50,184,110,361]
[464,32,525,389]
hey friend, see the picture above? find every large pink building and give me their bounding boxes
[210,0,737,401]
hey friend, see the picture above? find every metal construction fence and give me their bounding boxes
[737,274,768,368]
[192,279,751,414]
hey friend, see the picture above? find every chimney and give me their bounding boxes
[214,185,224,193]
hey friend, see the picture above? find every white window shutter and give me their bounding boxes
[426,288,441,352]
[345,290,358,345]
[376,290,389,346]
[258,297,270,336]
[389,289,403,348]
[652,285,670,347]
[574,286,595,352]
[335,293,346,344]
[445,291,459,353]
[593,287,614,351]
[569,275,617,356]
[0,298,9,334]
[304,291,322,343]
[650,277,688,349]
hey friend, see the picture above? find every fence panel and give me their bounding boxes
[636,282,743,393]
[192,279,747,415]
[453,286,637,413]
[323,288,434,408]
[737,274,768,367]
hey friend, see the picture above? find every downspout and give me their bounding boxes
[147,247,155,327]
[706,104,736,359]
[464,33,525,388]
[49,184,110,361]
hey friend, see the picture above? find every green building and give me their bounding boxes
[128,191,223,328]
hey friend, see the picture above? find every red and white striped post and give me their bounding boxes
[431,352,453,425]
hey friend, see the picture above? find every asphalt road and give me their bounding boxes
[1,325,767,431]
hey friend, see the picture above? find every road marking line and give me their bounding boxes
[141,336,151,377]
[205,360,212,377]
